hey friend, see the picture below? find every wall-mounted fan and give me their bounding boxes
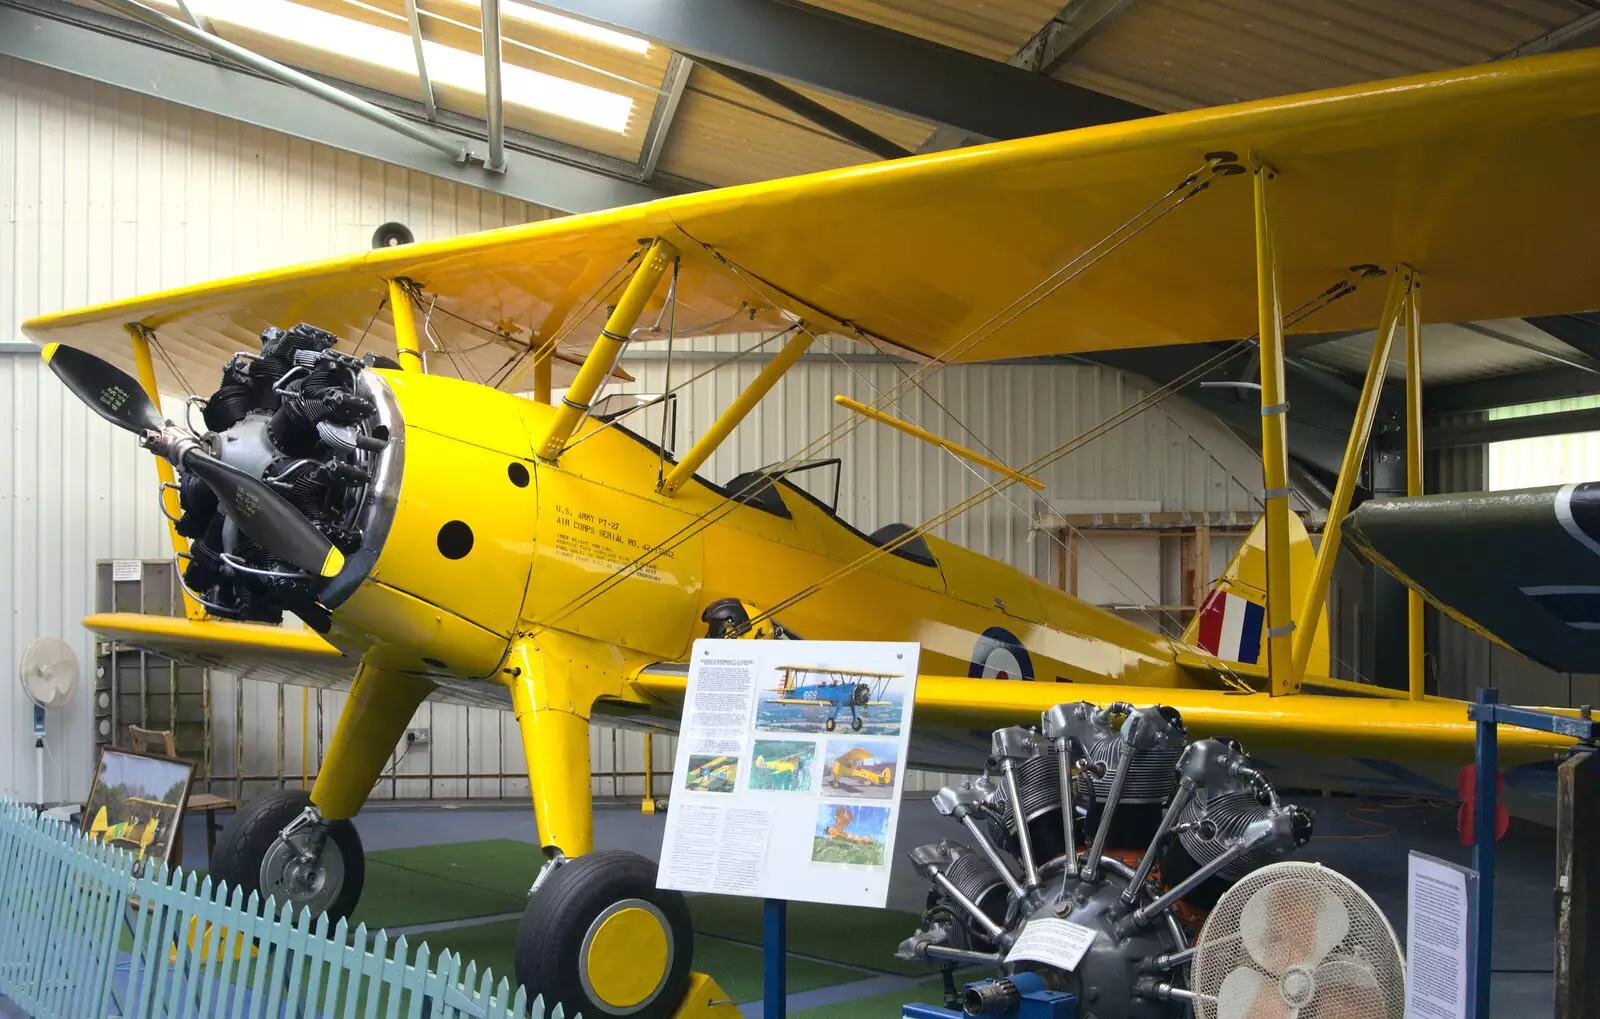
[20,636,79,806]
[1192,860,1407,1019]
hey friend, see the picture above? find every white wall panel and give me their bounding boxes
[2,56,1287,807]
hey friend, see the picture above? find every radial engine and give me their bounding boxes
[898,702,1314,1017]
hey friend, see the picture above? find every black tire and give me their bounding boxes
[515,851,693,1019]
[851,715,863,732]
[825,716,837,732]
[209,789,365,921]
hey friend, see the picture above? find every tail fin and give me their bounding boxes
[1182,513,1328,673]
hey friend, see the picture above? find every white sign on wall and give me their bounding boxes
[657,639,920,908]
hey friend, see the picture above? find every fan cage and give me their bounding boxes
[1192,861,1406,1019]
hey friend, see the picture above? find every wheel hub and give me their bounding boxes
[261,829,346,915]
[578,898,674,1014]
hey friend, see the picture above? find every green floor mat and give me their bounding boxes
[687,894,928,976]
[792,978,949,1019]
[351,839,538,928]
[414,920,863,1006]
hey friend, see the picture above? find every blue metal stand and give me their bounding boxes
[764,898,787,1019]
[1467,688,1600,1019]
[1471,688,1497,1019]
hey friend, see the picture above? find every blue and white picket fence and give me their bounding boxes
[0,801,564,1019]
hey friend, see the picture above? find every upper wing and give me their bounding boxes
[1345,483,1600,674]
[22,48,1600,389]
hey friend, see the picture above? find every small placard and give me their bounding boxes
[111,559,142,582]
[1004,917,1098,972]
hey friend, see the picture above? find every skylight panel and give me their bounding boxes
[191,0,635,131]
[498,3,650,54]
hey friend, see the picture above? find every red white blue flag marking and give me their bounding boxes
[1194,589,1265,664]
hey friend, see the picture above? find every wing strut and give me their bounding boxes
[1405,280,1427,699]
[538,238,677,460]
[660,326,814,496]
[126,323,205,620]
[1251,161,1298,695]
[1291,265,1416,679]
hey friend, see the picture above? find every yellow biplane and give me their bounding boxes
[22,45,1600,1019]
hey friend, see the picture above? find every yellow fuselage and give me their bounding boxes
[319,371,1186,700]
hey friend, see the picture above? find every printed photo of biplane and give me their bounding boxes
[80,748,194,872]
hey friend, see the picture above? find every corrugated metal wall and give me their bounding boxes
[2,55,1286,806]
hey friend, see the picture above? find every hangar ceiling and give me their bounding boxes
[4,0,1600,462]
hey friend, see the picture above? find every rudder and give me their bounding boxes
[1182,513,1328,673]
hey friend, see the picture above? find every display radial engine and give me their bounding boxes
[900,702,1313,1018]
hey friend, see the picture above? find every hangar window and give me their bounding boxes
[1487,395,1600,490]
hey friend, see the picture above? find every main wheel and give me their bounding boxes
[209,789,365,921]
[515,851,693,1019]
[851,715,863,732]
[825,716,837,732]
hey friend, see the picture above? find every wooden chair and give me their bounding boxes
[127,725,239,859]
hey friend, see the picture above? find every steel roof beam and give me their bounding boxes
[1458,320,1600,374]
[700,58,911,160]
[511,0,1154,139]
[1428,366,1600,415]
[1426,406,1600,450]
[1526,312,1600,364]
[638,53,692,181]
[1028,0,1142,76]
[2,1,689,213]
[403,0,437,121]
[481,0,507,172]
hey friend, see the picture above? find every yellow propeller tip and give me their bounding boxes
[320,547,346,578]
[40,342,59,364]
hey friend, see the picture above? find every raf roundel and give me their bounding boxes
[969,626,1033,681]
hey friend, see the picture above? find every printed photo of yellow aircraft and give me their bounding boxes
[21,45,1600,1019]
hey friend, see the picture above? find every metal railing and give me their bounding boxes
[0,801,562,1018]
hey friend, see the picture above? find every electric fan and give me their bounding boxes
[1192,860,1406,1019]
[20,636,79,806]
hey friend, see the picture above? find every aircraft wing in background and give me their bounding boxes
[1345,483,1600,675]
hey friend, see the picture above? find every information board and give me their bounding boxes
[1405,851,1477,1019]
[657,639,920,908]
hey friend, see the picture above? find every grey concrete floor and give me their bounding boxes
[175,789,1559,1015]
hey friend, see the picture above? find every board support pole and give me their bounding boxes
[127,323,204,620]
[1472,687,1497,1019]
[539,238,677,460]
[1251,160,1298,695]
[1290,266,1413,679]
[764,898,787,1019]
[1406,282,1427,699]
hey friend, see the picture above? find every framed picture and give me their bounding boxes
[81,747,194,874]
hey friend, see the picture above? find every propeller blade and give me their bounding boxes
[41,343,165,434]
[1240,877,1350,975]
[1216,968,1291,1019]
[182,451,346,579]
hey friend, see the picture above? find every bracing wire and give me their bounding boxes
[525,163,1227,638]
